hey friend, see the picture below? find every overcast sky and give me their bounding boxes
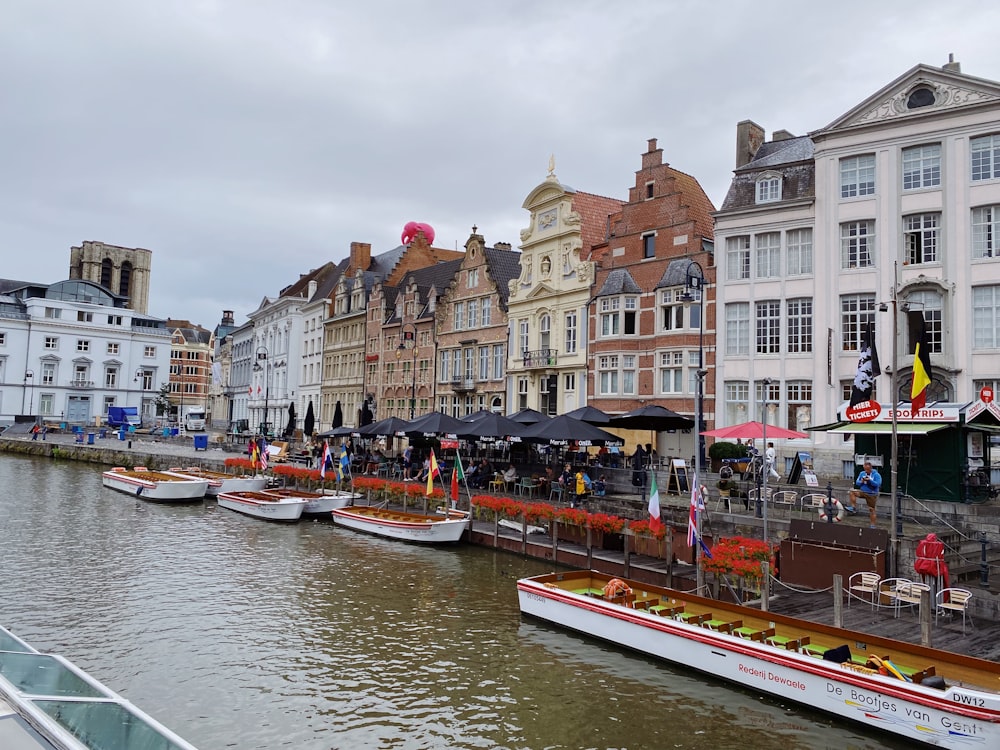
[3,1,998,331]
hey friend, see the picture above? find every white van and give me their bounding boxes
[184,408,207,431]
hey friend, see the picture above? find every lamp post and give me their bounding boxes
[22,370,34,415]
[682,261,707,593]
[396,323,417,419]
[880,261,901,577]
[760,378,774,546]
[255,345,269,437]
[134,368,145,423]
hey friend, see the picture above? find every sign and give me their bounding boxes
[839,403,961,422]
[981,386,994,404]
[845,400,881,423]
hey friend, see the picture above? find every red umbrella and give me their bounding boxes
[700,421,807,440]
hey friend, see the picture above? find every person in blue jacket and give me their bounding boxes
[848,460,882,528]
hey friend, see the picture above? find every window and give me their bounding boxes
[840,155,875,198]
[143,346,156,358]
[598,355,619,394]
[755,233,780,278]
[724,381,749,427]
[44,337,58,350]
[478,346,489,380]
[106,342,119,355]
[755,301,781,354]
[841,221,875,268]
[971,134,1000,181]
[481,298,491,326]
[726,236,750,280]
[756,380,781,422]
[786,228,813,275]
[756,175,781,203]
[564,373,575,392]
[786,298,813,353]
[642,233,655,258]
[39,393,54,415]
[841,293,876,351]
[904,213,940,264]
[786,382,812,432]
[905,290,943,353]
[645,181,654,199]
[659,351,684,393]
[492,344,504,379]
[73,364,89,385]
[468,299,479,329]
[138,370,152,390]
[600,298,620,337]
[623,296,637,334]
[105,367,118,388]
[517,377,528,410]
[564,311,577,353]
[44,307,61,319]
[539,314,551,351]
[621,355,636,394]
[464,348,474,380]
[107,315,123,326]
[0,332,5,345]
[455,302,466,330]
[902,144,941,190]
[972,206,1000,258]
[725,302,750,355]
[77,311,93,322]
[468,269,479,288]
[41,362,56,385]
[660,289,685,331]
[518,319,529,355]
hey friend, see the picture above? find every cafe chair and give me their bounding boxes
[847,571,881,610]
[936,588,973,634]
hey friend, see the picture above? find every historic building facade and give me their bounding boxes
[68,240,153,315]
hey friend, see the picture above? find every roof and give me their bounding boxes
[571,191,624,254]
[720,135,816,212]
[735,135,814,173]
[483,247,521,308]
[166,319,212,345]
[595,268,642,297]
[655,258,701,289]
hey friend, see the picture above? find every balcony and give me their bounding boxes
[68,379,95,389]
[451,378,476,392]
[522,349,558,369]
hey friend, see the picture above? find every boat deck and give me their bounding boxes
[338,507,449,524]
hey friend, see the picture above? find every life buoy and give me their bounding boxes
[603,578,632,599]
[818,498,845,522]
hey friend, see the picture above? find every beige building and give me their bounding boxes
[69,240,152,315]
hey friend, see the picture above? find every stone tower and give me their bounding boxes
[68,241,153,314]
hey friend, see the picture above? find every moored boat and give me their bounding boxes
[330,506,468,544]
[0,623,199,750]
[101,467,209,502]
[216,490,307,522]
[262,487,360,515]
[517,570,1000,748]
[166,466,266,496]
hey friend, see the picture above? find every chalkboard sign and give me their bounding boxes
[787,451,814,485]
[668,458,689,494]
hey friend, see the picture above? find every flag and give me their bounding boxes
[849,321,882,406]
[647,472,663,533]
[259,443,268,472]
[247,385,252,397]
[257,385,262,397]
[687,483,698,548]
[450,455,461,502]
[909,311,933,411]
[426,448,440,496]
[339,445,350,479]
[320,441,331,479]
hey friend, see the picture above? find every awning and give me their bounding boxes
[816,422,950,435]
[965,423,1000,435]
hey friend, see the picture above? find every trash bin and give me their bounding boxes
[99,428,107,439]
[87,432,95,445]
[118,428,126,441]
[162,427,171,437]
[193,434,209,451]
[171,427,179,437]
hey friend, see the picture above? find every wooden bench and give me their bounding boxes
[677,611,712,626]
[704,618,743,634]
[650,603,684,619]
[767,634,811,652]
[733,626,775,642]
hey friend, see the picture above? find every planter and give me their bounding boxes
[632,534,665,559]
[601,532,624,552]
[556,524,591,546]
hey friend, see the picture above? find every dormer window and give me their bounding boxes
[756,174,782,203]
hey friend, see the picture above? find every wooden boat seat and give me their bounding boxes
[572,587,606,597]
[704,619,743,634]
[766,634,811,652]
[677,612,712,626]
[633,598,658,611]
[733,626,775,642]
[650,603,684,618]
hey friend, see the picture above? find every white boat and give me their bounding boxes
[217,490,308,522]
[330,506,468,544]
[102,466,209,502]
[518,570,1000,748]
[0,623,199,750]
[262,487,360,515]
[165,466,266,496]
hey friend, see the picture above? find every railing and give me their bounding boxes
[67,380,95,389]
[522,349,558,368]
[451,378,476,392]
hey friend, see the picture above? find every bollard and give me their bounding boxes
[832,574,843,628]
[981,532,990,588]
[825,481,835,523]
[755,473,764,518]
[127,440,132,449]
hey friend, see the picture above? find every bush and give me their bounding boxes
[708,441,749,460]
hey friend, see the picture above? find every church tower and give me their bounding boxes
[68,241,153,314]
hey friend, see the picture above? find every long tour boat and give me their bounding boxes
[165,466,266,496]
[101,467,209,502]
[517,569,1000,748]
[216,490,308,522]
[261,487,360,515]
[330,506,468,544]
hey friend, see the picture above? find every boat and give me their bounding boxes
[517,570,1000,748]
[165,466,267,496]
[330,506,468,544]
[261,487,360,515]
[101,466,209,502]
[216,490,308,522]
[0,623,199,750]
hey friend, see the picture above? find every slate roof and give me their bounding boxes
[655,258,702,289]
[595,268,642,297]
[720,135,816,212]
[483,247,521,309]
[166,319,212,345]
[735,136,814,172]
[307,258,350,304]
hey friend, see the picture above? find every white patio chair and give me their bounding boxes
[847,571,881,610]
[936,588,974,634]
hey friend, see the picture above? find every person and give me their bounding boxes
[537,465,555,495]
[417,455,431,483]
[849,460,882,527]
[597,445,609,466]
[502,463,518,487]
[717,464,748,510]
[41,424,48,441]
[765,442,780,480]
[558,462,574,489]
[631,444,646,489]
[572,469,592,507]
[31,424,40,441]
[593,474,607,497]
[402,444,413,479]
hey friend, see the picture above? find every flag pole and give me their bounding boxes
[890,261,900,577]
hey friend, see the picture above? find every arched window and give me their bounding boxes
[100,258,113,288]
[756,173,782,204]
[119,261,133,298]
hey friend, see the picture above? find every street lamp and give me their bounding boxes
[396,323,417,419]
[760,378,774,547]
[22,370,34,415]
[682,260,707,594]
[879,261,902,577]
[255,345,269,437]
[134,368,145,423]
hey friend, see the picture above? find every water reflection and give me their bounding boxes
[0,455,902,749]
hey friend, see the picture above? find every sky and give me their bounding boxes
[3,0,999,331]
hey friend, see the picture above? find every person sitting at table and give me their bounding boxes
[502,463,518,487]
[366,450,383,475]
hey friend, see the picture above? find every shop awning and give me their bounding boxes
[965,423,1000,434]
[810,421,950,435]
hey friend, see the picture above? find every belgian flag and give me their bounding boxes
[908,311,933,411]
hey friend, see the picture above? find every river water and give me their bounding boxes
[0,455,904,749]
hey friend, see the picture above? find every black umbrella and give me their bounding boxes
[284,402,296,437]
[461,410,493,424]
[518,414,623,446]
[609,404,694,431]
[303,401,316,437]
[507,407,551,425]
[565,405,611,424]
[359,399,374,427]
[332,400,344,429]
[455,412,523,440]
[317,425,360,438]
[403,411,466,438]
[357,416,412,437]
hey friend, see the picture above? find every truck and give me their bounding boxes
[184,407,207,431]
[106,406,142,429]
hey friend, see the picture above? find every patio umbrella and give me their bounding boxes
[565,405,611,424]
[403,411,466,438]
[507,407,550,425]
[518,414,623,446]
[303,401,315,437]
[700,421,807,440]
[284,402,296,437]
[332,401,344,429]
[456,412,523,440]
[609,404,694,431]
[316,425,360,438]
[359,400,374,427]
[357,416,412,437]
[461,410,493,424]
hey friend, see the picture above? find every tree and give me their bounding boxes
[153,382,172,417]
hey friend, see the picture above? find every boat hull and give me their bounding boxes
[330,506,467,544]
[101,471,209,501]
[217,491,306,522]
[517,572,1000,748]
[263,489,360,514]
[166,469,267,496]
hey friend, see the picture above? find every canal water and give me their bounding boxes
[0,455,904,749]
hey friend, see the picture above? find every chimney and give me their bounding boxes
[736,120,765,168]
[494,241,511,251]
[772,129,795,142]
[307,279,318,299]
[221,310,234,326]
[349,241,371,272]
[943,53,961,74]
[642,137,664,169]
